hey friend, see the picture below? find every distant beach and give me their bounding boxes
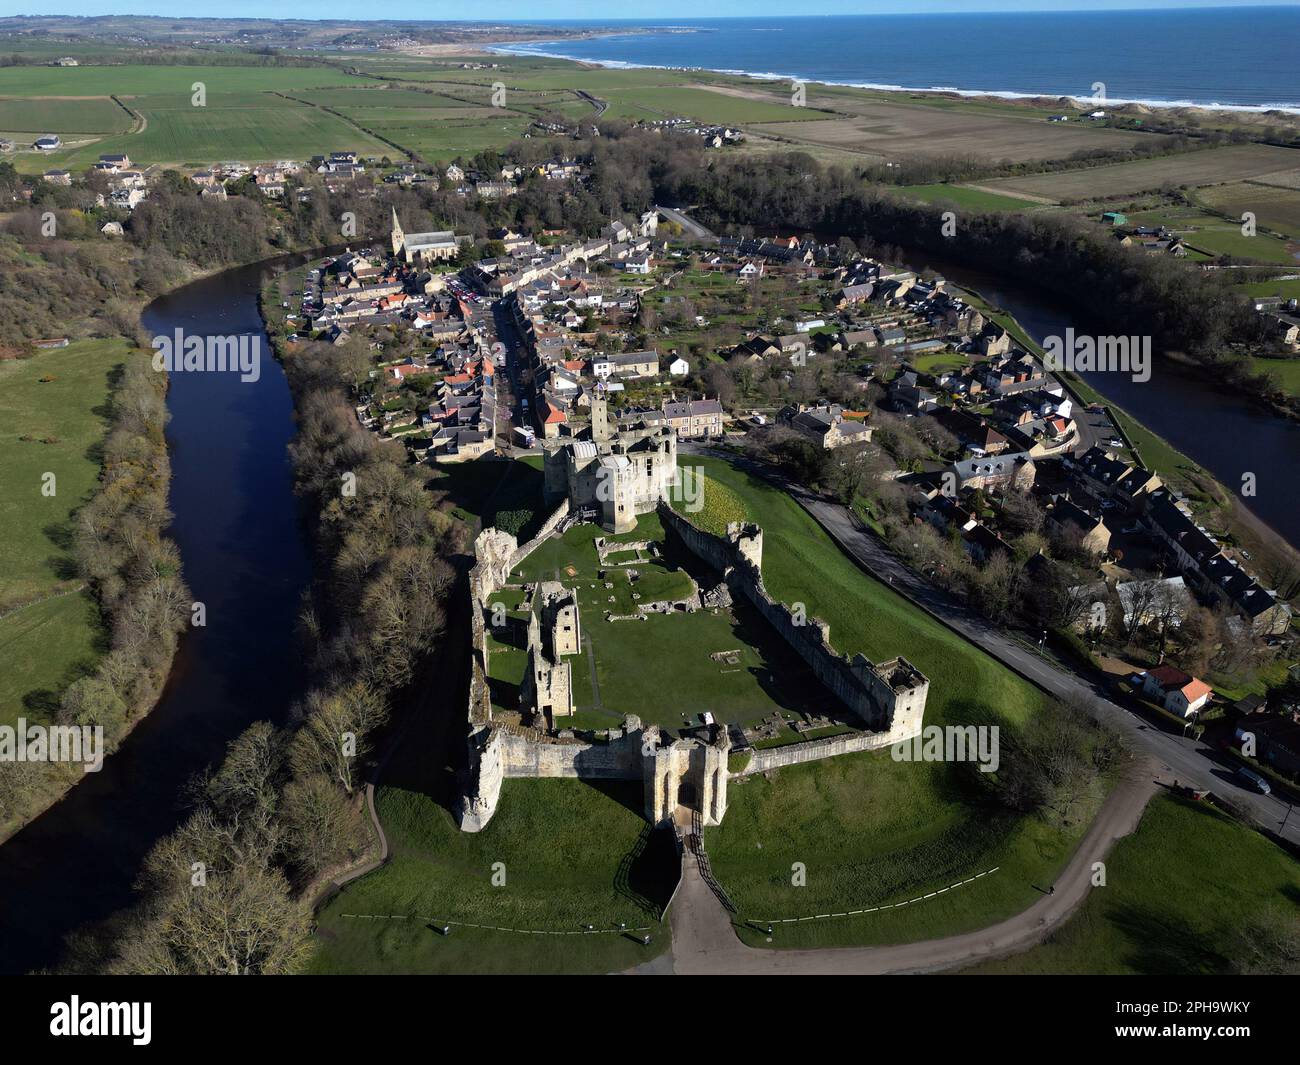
[486,11,1300,115]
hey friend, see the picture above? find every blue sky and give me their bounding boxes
[6,2,1298,20]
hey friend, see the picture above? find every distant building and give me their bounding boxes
[390,208,467,264]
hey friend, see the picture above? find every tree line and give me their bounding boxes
[0,351,189,828]
[91,326,460,974]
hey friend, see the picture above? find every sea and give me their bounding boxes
[493,8,1300,112]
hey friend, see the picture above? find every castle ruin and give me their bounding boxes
[543,393,677,533]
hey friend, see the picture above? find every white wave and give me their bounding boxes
[485,43,1300,115]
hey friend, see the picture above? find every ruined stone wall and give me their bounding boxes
[499,728,645,779]
[458,725,505,833]
[736,729,900,777]
[657,501,927,738]
[509,499,570,571]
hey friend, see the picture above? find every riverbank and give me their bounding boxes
[952,281,1300,593]
[0,254,317,974]
[0,339,185,846]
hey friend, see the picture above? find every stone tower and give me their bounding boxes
[390,207,404,258]
[591,390,613,443]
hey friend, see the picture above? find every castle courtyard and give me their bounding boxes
[485,510,840,734]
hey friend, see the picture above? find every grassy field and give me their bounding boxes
[679,455,1107,948]
[30,92,391,169]
[1240,277,1300,300]
[1197,181,1300,240]
[981,144,1300,203]
[0,341,124,726]
[504,509,815,731]
[747,93,1149,163]
[309,764,673,973]
[899,183,1048,213]
[0,96,134,135]
[710,751,1091,949]
[0,63,357,97]
[1246,354,1300,398]
[967,796,1300,974]
[1124,203,1299,263]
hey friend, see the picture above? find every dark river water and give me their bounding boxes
[0,255,315,974]
[1,238,1296,974]
[898,253,1300,552]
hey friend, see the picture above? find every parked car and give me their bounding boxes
[1235,766,1272,795]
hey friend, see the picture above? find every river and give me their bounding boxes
[896,252,1300,553]
[1,236,1295,974]
[0,254,315,975]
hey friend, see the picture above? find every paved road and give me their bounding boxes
[786,476,1300,846]
[653,204,717,242]
[680,444,1297,845]
[654,759,1160,974]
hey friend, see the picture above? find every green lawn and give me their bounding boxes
[308,778,673,974]
[0,340,122,727]
[686,456,1047,730]
[682,454,1112,948]
[1241,277,1300,300]
[1247,354,1300,399]
[710,752,1090,949]
[505,512,813,731]
[968,796,1300,974]
[1126,203,1299,264]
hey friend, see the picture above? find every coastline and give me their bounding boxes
[485,40,1300,119]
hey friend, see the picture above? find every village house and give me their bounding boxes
[777,403,873,449]
[656,396,726,440]
[1046,498,1113,556]
[1140,665,1213,718]
[1236,713,1300,777]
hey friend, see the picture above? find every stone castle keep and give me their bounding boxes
[543,394,678,533]
[456,479,930,833]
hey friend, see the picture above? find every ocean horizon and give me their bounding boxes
[491,8,1300,113]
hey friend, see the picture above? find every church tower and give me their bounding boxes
[390,207,405,259]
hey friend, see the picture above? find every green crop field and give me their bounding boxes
[601,85,831,125]
[363,113,533,161]
[300,86,482,110]
[967,796,1300,974]
[0,97,133,134]
[0,63,357,97]
[982,143,1300,203]
[0,340,124,727]
[900,183,1048,213]
[34,94,392,168]
[1197,181,1300,239]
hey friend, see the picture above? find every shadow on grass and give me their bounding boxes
[1110,903,1228,974]
[613,820,680,920]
